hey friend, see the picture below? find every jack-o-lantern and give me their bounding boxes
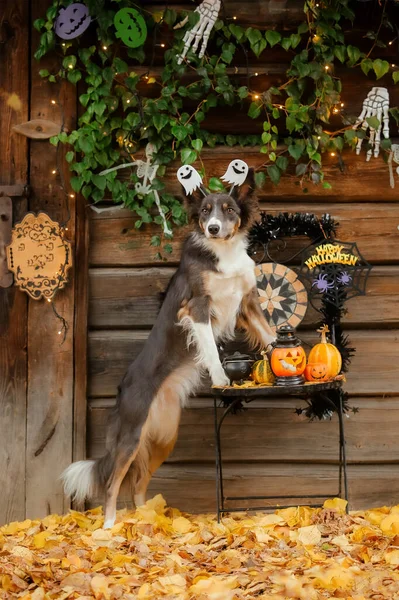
[308,325,342,378]
[270,325,307,386]
[54,3,91,40]
[304,363,329,382]
[114,8,147,48]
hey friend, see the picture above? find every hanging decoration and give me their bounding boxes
[221,160,249,189]
[177,165,206,196]
[99,144,171,235]
[6,212,72,301]
[176,0,221,64]
[114,8,147,48]
[353,87,390,161]
[255,263,308,334]
[54,3,91,40]
[299,240,372,310]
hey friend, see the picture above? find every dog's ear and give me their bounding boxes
[231,168,257,227]
[181,186,205,221]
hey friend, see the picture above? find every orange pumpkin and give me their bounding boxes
[304,362,329,382]
[308,325,342,378]
[271,346,307,377]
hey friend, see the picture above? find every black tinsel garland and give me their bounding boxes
[220,211,358,420]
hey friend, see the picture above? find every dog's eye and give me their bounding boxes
[201,208,209,215]
[226,207,235,214]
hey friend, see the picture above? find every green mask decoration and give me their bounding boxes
[114,8,147,48]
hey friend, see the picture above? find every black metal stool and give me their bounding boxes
[212,380,348,522]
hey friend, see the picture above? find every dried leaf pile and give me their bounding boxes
[2,496,399,599]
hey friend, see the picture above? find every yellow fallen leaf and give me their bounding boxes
[144,494,167,514]
[33,530,50,549]
[331,534,352,551]
[258,513,286,527]
[385,549,399,565]
[190,575,238,600]
[323,497,348,513]
[380,513,399,535]
[91,574,110,600]
[137,582,151,598]
[172,516,192,534]
[30,588,45,600]
[158,573,186,588]
[11,546,34,561]
[297,525,321,546]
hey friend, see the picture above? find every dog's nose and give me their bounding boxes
[208,224,220,235]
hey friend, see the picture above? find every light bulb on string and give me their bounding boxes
[254,94,260,100]
[52,169,57,175]
[102,45,108,51]
[330,152,336,157]
[51,100,56,105]
[233,16,237,20]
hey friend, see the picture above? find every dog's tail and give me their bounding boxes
[61,453,115,504]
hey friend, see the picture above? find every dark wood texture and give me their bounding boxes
[0,197,13,288]
[25,4,77,519]
[90,201,399,267]
[88,266,399,330]
[87,329,399,398]
[0,0,29,525]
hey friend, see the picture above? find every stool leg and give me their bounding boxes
[214,397,222,522]
[337,393,349,511]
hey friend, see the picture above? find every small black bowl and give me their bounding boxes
[222,351,254,383]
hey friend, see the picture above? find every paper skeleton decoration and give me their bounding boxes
[176,0,221,64]
[98,144,171,235]
[353,87,390,161]
[177,159,250,196]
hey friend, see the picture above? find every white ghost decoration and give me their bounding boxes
[221,159,249,187]
[177,165,203,195]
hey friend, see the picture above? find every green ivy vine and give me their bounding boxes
[35,0,399,248]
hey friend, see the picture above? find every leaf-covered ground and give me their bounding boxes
[2,496,399,599]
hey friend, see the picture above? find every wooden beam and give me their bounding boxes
[25,2,77,519]
[0,0,29,526]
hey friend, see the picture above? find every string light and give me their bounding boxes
[126,99,130,103]
[317,136,321,139]
[340,102,344,107]
[47,298,51,303]
[233,16,237,20]
[254,72,259,76]
[69,194,74,198]
[103,45,108,50]
[61,43,66,47]
[392,64,396,68]
[58,330,62,335]
[330,152,336,157]
[68,64,74,69]
[51,100,56,105]
[160,43,165,48]
[324,65,330,71]
[52,169,57,174]
[64,227,69,231]
[333,108,339,113]
[254,94,260,100]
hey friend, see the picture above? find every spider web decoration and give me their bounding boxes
[299,240,372,310]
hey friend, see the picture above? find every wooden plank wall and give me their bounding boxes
[86,1,399,513]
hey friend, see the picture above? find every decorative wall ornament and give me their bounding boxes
[353,87,390,161]
[12,119,62,140]
[176,0,221,64]
[114,8,147,48]
[6,212,72,301]
[255,263,308,333]
[388,143,399,188]
[54,3,91,40]
[300,240,372,309]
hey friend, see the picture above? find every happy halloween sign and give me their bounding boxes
[304,243,359,270]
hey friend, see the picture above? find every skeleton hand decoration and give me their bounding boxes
[353,87,390,161]
[176,0,221,65]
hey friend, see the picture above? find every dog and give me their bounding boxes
[62,165,275,528]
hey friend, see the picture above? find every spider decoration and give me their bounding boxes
[337,271,352,286]
[300,240,372,310]
[312,274,335,293]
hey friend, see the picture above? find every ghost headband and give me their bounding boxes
[177,159,250,196]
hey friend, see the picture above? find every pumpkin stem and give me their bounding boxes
[317,324,330,344]
[261,350,268,359]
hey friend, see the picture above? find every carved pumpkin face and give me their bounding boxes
[305,363,329,382]
[114,8,147,48]
[54,3,91,40]
[271,346,307,377]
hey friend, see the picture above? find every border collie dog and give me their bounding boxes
[63,166,275,528]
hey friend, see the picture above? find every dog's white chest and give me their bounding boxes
[207,245,256,340]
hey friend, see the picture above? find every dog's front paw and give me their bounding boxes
[211,369,230,388]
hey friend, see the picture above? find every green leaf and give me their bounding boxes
[248,102,261,119]
[347,45,361,65]
[181,148,197,164]
[192,139,203,152]
[65,151,74,163]
[34,18,45,32]
[208,177,225,192]
[263,121,271,131]
[62,55,76,70]
[281,37,292,51]
[67,70,82,84]
[290,33,301,49]
[276,156,288,170]
[78,136,94,154]
[246,27,262,46]
[79,93,90,107]
[288,144,302,160]
[255,171,266,188]
[334,46,346,63]
[381,138,392,150]
[92,174,106,190]
[171,124,188,141]
[366,116,380,130]
[262,132,272,144]
[323,182,332,189]
[163,8,177,26]
[252,38,267,57]
[237,86,248,99]
[267,165,281,185]
[373,59,389,80]
[70,176,83,192]
[269,152,276,162]
[153,114,169,133]
[39,69,50,78]
[393,71,399,84]
[361,58,373,76]
[229,24,245,42]
[295,163,307,176]
[265,30,281,47]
